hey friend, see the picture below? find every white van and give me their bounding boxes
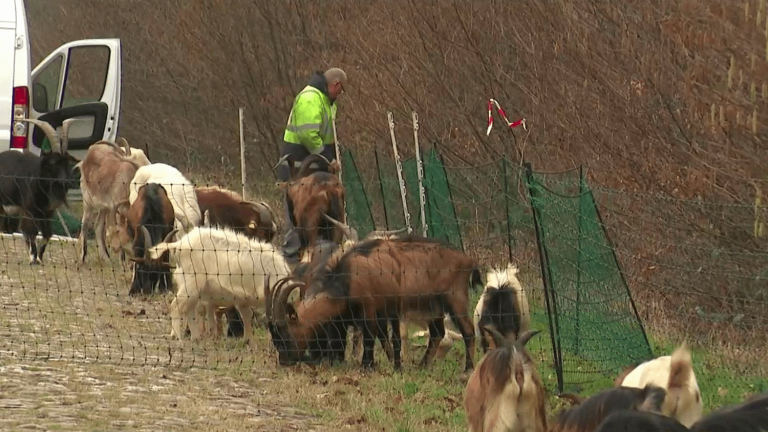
[1,0,122,161]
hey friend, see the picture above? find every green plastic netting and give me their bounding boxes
[524,163,654,392]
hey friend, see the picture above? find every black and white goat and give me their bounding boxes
[474,264,531,354]
[0,118,75,264]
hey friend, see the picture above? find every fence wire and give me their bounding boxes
[0,144,766,414]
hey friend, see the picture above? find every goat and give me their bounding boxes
[0,118,75,264]
[276,154,346,256]
[464,327,547,432]
[75,137,151,263]
[550,385,668,432]
[195,186,277,242]
[195,185,279,337]
[318,213,463,362]
[474,264,531,354]
[593,393,768,432]
[618,343,703,427]
[265,234,483,371]
[129,163,201,236]
[196,185,278,337]
[125,183,177,295]
[146,226,294,342]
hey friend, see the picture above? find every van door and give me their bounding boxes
[28,38,121,161]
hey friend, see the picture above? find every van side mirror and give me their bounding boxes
[32,83,49,113]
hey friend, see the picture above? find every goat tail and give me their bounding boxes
[470,267,483,292]
[668,343,693,390]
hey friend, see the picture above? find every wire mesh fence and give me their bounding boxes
[0,143,766,416]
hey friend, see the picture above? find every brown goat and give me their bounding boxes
[550,385,668,432]
[196,186,277,242]
[265,235,483,371]
[276,154,346,257]
[464,327,547,432]
[75,137,151,263]
[124,183,176,296]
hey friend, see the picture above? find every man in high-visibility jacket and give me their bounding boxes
[276,67,347,264]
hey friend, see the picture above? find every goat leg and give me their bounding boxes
[78,203,93,263]
[94,208,111,261]
[359,319,378,370]
[236,305,256,346]
[390,317,403,371]
[19,216,38,265]
[375,316,394,364]
[445,298,476,372]
[37,218,52,264]
[419,318,446,369]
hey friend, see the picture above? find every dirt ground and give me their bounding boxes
[0,359,330,431]
[0,235,479,432]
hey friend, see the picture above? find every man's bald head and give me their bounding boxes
[325,68,347,100]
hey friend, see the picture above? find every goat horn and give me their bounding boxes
[60,118,76,154]
[140,225,152,258]
[116,137,132,156]
[96,139,122,152]
[481,325,511,351]
[274,282,305,325]
[163,228,179,244]
[514,329,542,352]
[273,154,291,171]
[250,202,272,228]
[322,212,358,242]
[273,276,303,304]
[21,118,60,153]
[296,154,332,178]
[314,154,332,165]
[366,227,409,239]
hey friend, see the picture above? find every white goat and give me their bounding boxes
[129,163,201,237]
[618,343,703,428]
[474,264,531,354]
[146,226,294,342]
[75,137,151,262]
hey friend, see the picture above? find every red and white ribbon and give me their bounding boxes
[486,98,526,135]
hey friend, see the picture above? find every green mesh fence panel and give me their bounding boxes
[524,162,653,393]
[423,148,462,249]
[373,148,409,230]
[340,149,375,239]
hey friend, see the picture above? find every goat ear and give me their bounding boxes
[513,353,525,392]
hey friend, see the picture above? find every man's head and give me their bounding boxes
[324,68,347,101]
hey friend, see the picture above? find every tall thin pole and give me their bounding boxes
[239,107,246,200]
[388,111,412,234]
[413,112,427,237]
